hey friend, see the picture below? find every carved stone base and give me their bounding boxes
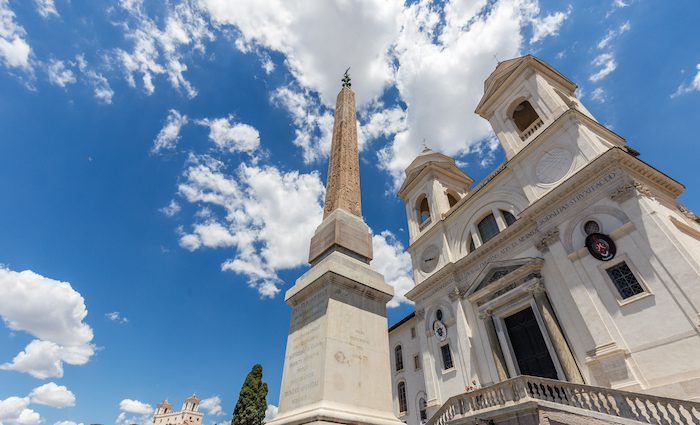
[271,252,401,425]
[309,208,373,264]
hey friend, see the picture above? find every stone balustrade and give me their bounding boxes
[519,117,544,141]
[426,375,700,425]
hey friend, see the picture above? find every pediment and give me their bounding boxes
[467,257,543,299]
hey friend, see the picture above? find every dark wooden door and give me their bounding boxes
[504,307,558,379]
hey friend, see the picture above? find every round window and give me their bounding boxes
[436,309,443,321]
[584,220,600,235]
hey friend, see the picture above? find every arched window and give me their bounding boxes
[467,234,475,253]
[447,192,459,208]
[478,213,500,243]
[419,398,428,423]
[398,382,408,414]
[512,100,540,133]
[395,345,404,371]
[502,210,516,226]
[416,195,431,225]
[584,220,600,235]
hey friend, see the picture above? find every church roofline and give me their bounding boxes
[475,54,577,117]
[388,311,415,333]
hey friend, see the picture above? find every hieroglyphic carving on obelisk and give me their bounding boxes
[323,71,361,218]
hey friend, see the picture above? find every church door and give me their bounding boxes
[504,307,558,379]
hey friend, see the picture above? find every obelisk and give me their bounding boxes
[269,71,402,425]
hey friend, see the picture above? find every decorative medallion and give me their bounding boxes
[433,320,447,342]
[585,233,617,261]
[535,148,573,184]
[420,245,440,273]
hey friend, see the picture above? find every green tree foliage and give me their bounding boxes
[231,364,269,425]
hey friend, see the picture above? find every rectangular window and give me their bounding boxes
[414,354,421,370]
[410,327,416,339]
[606,262,645,299]
[440,344,453,370]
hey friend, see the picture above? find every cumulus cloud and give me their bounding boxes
[264,405,278,422]
[195,115,260,153]
[371,231,414,308]
[0,0,33,71]
[177,155,324,297]
[597,20,630,49]
[152,110,188,153]
[200,0,402,106]
[34,0,58,18]
[115,0,213,98]
[0,266,95,379]
[199,396,223,416]
[47,60,76,87]
[29,382,76,408]
[671,64,700,98]
[590,87,606,103]
[119,399,153,415]
[106,311,129,324]
[0,397,40,425]
[55,422,83,425]
[589,53,617,82]
[529,5,572,44]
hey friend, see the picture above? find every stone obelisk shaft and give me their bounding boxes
[323,87,362,218]
[308,86,372,264]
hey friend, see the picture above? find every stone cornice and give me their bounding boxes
[398,162,473,200]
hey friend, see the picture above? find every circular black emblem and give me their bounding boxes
[585,233,616,261]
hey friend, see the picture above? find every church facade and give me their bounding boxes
[388,55,700,425]
[151,395,203,425]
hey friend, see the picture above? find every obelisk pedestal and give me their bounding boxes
[269,74,402,425]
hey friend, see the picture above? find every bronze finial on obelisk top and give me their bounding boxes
[308,69,372,264]
[322,68,362,219]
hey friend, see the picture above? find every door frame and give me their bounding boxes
[492,296,566,380]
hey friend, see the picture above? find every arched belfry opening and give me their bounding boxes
[512,100,540,133]
[417,195,431,225]
[446,191,459,208]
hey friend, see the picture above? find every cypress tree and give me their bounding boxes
[231,364,269,425]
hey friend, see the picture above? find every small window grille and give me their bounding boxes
[414,354,421,370]
[440,344,454,370]
[398,382,408,413]
[395,345,404,371]
[584,220,600,235]
[410,327,416,339]
[436,309,443,321]
[606,262,644,299]
[419,398,428,423]
[478,214,500,243]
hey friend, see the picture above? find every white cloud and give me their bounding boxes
[0,397,41,425]
[105,311,129,324]
[160,200,181,217]
[199,396,223,416]
[371,231,413,308]
[0,266,95,379]
[47,60,76,87]
[199,0,403,107]
[54,422,83,425]
[529,5,572,44]
[119,399,153,415]
[672,64,700,98]
[177,155,324,296]
[152,110,188,153]
[34,0,58,18]
[196,115,260,153]
[597,20,630,49]
[0,0,33,70]
[589,53,617,82]
[264,405,278,422]
[29,382,76,408]
[590,87,606,103]
[76,55,114,104]
[115,0,213,98]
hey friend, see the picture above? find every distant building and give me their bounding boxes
[389,55,700,424]
[152,395,203,425]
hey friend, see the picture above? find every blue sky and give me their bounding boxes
[0,0,699,424]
